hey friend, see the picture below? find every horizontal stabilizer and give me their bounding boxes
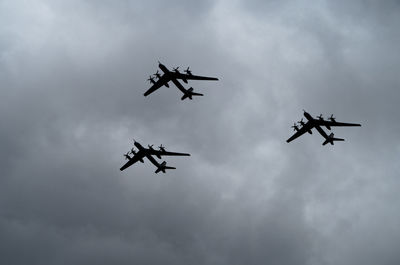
[181,88,204,100]
[155,161,176,173]
[323,133,345,146]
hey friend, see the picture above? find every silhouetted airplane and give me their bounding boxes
[144,62,219,100]
[120,140,190,173]
[287,110,361,145]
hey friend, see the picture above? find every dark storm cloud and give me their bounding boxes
[1,0,400,264]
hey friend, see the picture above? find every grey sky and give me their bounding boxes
[1,0,400,264]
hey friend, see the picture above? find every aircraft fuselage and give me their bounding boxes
[303,111,314,121]
[158,63,170,74]
[134,141,145,151]
[303,111,331,140]
[158,63,189,95]
[133,141,162,168]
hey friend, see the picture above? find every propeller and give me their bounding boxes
[147,76,154,82]
[124,152,130,160]
[329,114,336,121]
[159,144,166,151]
[173,67,179,72]
[148,144,154,149]
[130,148,136,155]
[297,118,304,125]
[154,70,161,78]
[185,67,192,74]
[291,123,298,131]
[317,114,323,120]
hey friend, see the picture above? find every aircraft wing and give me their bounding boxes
[150,149,191,157]
[143,75,171,96]
[316,120,361,127]
[120,153,144,171]
[286,122,314,143]
[172,72,219,81]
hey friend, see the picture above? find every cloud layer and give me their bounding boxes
[1,0,400,264]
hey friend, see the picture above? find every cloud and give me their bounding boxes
[1,0,400,264]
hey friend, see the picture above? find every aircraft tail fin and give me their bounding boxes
[155,161,176,174]
[181,87,203,100]
[323,133,345,146]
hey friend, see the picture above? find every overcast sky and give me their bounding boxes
[1,0,400,264]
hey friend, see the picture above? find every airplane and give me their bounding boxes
[286,110,361,145]
[143,62,219,100]
[120,140,190,173]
